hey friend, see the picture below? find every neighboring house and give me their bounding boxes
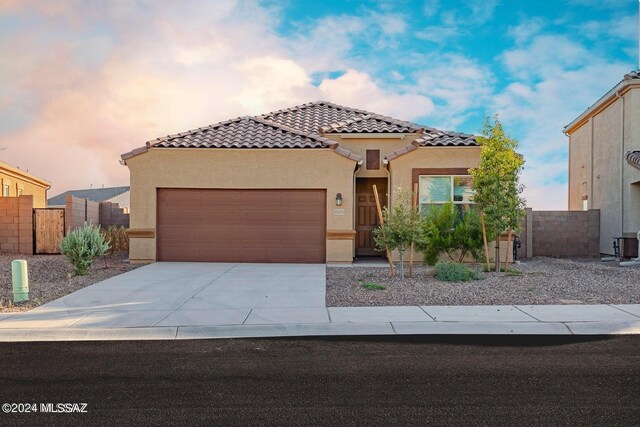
[565,70,640,255]
[121,101,480,264]
[48,186,130,212]
[0,160,51,208]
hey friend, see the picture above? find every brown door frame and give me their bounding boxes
[355,178,388,257]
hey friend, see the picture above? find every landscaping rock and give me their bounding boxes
[327,257,640,307]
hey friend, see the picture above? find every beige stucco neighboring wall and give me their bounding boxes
[125,148,357,263]
[623,89,640,235]
[0,162,50,208]
[567,120,592,211]
[592,98,623,254]
[567,85,640,254]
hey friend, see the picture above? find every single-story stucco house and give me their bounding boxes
[0,160,51,208]
[48,186,130,212]
[121,101,480,264]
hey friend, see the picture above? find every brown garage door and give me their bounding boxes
[157,189,326,263]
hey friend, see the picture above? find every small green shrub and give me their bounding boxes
[101,225,129,255]
[417,202,484,266]
[435,262,482,282]
[362,282,386,290]
[60,223,110,276]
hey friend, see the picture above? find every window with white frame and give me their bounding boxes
[2,184,9,197]
[418,175,474,212]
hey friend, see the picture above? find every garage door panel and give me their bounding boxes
[157,189,326,263]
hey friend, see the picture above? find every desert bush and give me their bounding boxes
[418,202,484,266]
[101,226,129,256]
[434,262,482,282]
[60,223,110,276]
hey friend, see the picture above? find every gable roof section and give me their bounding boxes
[121,116,362,161]
[565,70,640,134]
[626,151,640,170]
[385,129,479,160]
[0,160,51,188]
[261,101,424,134]
[48,186,130,206]
[318,113,423,134]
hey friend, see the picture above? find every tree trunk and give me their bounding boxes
[504,228,512,272]
[480,212,490,272]
[399,251,405,279]
[494,239,500,273]
[409,182,418,278]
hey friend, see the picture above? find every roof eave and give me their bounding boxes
[564,78,640,135]
[120,145,150,163]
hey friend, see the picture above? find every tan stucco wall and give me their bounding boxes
[387,146,482,262]
[326,134,422,178]
[568,120,592,211]
[388,146,481,196]
[125,148,356,263]
[0,166,49,208]
[567,86,640,254]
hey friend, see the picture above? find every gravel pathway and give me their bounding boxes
[327,257,640,307]
[0,253,141,312]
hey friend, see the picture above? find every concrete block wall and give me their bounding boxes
[0,195,33,255]
[518,209,600,258]
[65,195,100,231]
[99,202,130,228]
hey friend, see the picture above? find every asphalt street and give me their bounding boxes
[0,335,638,426]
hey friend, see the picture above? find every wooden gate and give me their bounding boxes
[34,209,65,254]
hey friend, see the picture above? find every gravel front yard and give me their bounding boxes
[0,254,141,312]
[327,257,640,307]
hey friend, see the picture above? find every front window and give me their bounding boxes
[419,175,474,211]
[2,185,9,197]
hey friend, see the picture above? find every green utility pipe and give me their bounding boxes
[11,259,29,303]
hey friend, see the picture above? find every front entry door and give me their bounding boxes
[356,178,388,256]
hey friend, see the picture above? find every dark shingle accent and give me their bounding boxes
[626,151,640,170]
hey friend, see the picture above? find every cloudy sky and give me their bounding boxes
[0,0,638,208]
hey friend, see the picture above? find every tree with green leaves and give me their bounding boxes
[373,189,420,279]
[469,116,526,272]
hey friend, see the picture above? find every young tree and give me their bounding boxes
[469,116,526,272]
[373,189,420,279]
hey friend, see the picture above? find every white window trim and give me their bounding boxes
[418,174,475,210]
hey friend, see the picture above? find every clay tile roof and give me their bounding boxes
[414,129,479,147]
[319,113,424,134]
[150,116,335,150]
[121,100,476,162]
[624,70,640,80]
[626,151,640,170]
[258,101,368,134]
[260,101,425,135]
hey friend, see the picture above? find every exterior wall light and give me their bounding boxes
[336,193,343,206]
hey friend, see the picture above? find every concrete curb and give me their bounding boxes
[1,320,639,342]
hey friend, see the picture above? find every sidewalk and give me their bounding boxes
[0,304,639,342]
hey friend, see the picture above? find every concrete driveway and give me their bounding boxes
[0,263,327,329]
